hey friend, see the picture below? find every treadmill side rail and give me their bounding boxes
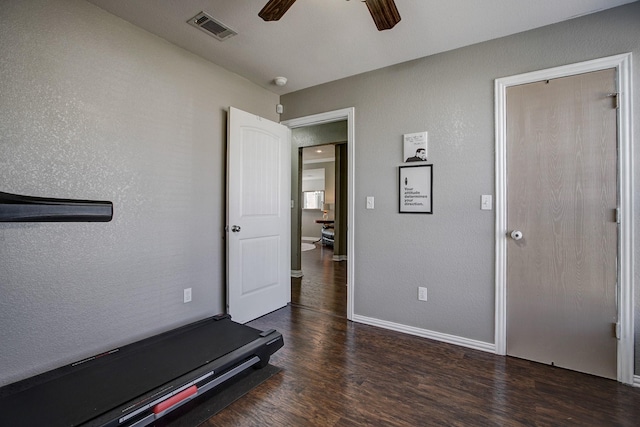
[92,329,284,427]
[0,317,283,427]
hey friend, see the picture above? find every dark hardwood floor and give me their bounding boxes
[203,246,640,426]
[291,243,347,317]
[205,306,640,426]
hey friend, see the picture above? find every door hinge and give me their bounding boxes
[614,322,621,340]
[607,92,619,109]
[615,207,620,224]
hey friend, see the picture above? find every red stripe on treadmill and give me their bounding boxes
[153,386,198,414]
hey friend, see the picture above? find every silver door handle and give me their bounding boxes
[510,230,523,240]
[231,225,241,232]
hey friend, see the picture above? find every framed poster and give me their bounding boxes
[399,165,432,214]
[403,132,428,162]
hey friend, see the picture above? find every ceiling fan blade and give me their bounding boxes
[259,0,298,21]
[365,0,401,31]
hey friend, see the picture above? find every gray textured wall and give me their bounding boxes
[282,3,640,373]
[0,0,278,386]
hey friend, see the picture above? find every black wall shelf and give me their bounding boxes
[0,191,113,222]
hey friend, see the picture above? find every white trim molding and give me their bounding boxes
[332,255,348,262]
[282,108,356,321]
[634,375,640,388]
[353,314,495,353]
[494,53,634,385]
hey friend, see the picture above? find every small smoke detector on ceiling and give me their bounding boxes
[188,11,237,41]
[273,76,288,87]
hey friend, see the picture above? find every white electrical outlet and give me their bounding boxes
[418,287,428,301]
[183,288,192,303]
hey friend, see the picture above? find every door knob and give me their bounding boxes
[231,225,241,232]
[510,230,523,240]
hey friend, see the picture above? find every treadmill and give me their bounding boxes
[0,315,284,427]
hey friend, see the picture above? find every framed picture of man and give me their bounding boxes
[399,164,432,214]
[403,132,428,162]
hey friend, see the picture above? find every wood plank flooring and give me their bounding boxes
[205,306,640,426]
[291,243,346,317]
[203,247,640,426]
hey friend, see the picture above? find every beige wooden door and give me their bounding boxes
[506,69,618,379]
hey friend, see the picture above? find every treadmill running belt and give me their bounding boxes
[0,316,269,427]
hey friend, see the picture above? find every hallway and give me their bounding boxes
[292,243,347,317]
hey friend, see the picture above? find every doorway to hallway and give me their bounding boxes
[283,107,355,320]
[295,139,346,317]
[292,243,347,316]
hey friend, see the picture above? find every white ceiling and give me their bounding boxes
[85,0,635,95]
[303,144,335,164]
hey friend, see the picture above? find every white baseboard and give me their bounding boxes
[291,270,303,278]
[634,375,640,387]
[332,255,348,261]
[352,314,495,354]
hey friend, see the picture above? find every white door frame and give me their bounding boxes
[494,53,634,384]
[282,108,356,321]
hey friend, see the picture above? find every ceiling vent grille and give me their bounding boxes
[188,12,237,41]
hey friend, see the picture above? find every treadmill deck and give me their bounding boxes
[0,315,283,427]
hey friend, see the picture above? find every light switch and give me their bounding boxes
[366,196,374,209]
[481,195,492,210]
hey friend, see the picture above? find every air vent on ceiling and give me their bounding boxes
[188,11,237,41]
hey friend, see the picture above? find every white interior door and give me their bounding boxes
[227,107,291,324]
[505,69,618,379]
